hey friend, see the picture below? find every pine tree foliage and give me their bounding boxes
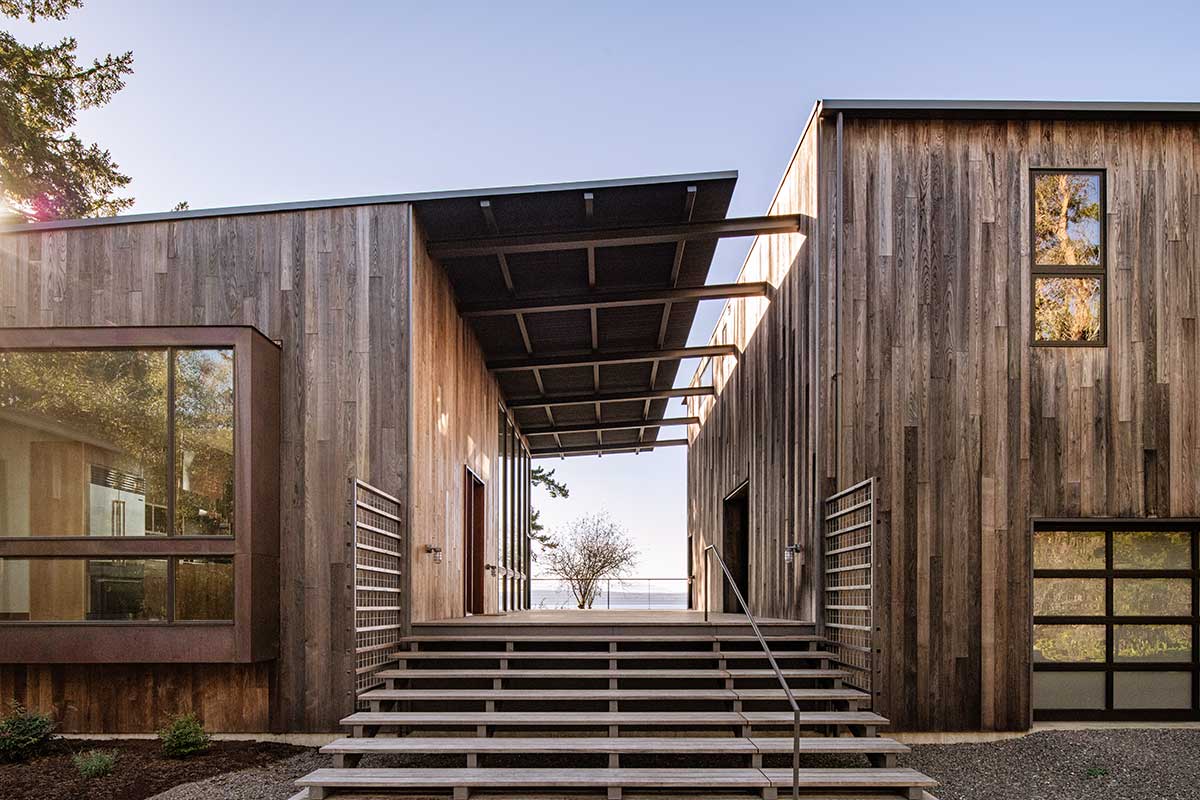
[1,0,134,221]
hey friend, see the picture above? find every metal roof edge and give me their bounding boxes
[818,98,1200,119]
[0,169,740,235]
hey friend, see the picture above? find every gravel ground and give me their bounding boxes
[148,750,327,800]
[147,729,1200,800]
[900,729,1200,800]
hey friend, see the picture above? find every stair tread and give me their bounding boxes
[394,650,836,659]
[342,711,889,726]
[402,634,824,642]
[290,791,922,800]
[296,767,935,789]
[377,668,849,679]
[321,736,909,754]
[361,687,868,700]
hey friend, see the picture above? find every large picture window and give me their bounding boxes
[1033,522,1199,720]
[1030,170,1106,345]
[0,348,234,539]
[0,327,279,662]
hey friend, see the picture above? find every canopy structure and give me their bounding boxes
[411,171,794,458]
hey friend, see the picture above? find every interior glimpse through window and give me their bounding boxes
[0,348,233,538]
[1031,170,1105,344]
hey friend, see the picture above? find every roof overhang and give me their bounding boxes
[407,172,772,459]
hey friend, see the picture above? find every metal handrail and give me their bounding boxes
[703,545,799,800]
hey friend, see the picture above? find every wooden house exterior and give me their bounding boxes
[2,100,1199,744]
[688,100,1200,731]
[0,173,760,733]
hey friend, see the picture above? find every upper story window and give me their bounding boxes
[1031,170,1106,345]
[0,348,234,538]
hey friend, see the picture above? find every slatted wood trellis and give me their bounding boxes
[823,478,876,700]
[353,480,404,698]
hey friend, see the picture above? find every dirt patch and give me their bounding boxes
[0,738,309,800]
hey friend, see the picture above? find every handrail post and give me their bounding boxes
[703,548,710,622]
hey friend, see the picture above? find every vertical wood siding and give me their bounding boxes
[689,114,1200,732]
[687,121,822,621]
[834,118,1200,730]
[409,219,504,623]
[0,205,410,732]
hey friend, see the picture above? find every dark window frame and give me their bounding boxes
[1029,168,1107,347]
[0,326,279,663]
[1032,519,1200,721]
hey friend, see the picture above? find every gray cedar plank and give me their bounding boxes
[298,767,934,789]
[360,687,868,701]
[340,711,889,726]
[321,737,759,754]
[298,768,771,788]
[390,649,835,659]
[376,668,848,679]
[321,736,908,755]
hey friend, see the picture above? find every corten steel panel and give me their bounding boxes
[0,326,280,667]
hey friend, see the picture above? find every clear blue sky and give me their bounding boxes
[13,0,1197,577]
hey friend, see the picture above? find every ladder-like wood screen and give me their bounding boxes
[823,478,876,699]
[353,479,404,697]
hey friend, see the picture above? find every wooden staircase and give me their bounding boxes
[291,618,936,799]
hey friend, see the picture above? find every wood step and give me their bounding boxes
[289,791,928,800]
[360,688,869,703]
[341,711,889,730]
[393,650,837,660]
[378,669,848,680]
[321,736,909,756]
[401,634,824,643]
[295,767,936,798]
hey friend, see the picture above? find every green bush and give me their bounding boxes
[72,748,117,779]
[0,703,56,763]
[158,712,210,758]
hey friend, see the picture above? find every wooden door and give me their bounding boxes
[463,468,486,615]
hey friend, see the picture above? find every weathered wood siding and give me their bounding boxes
[687,117,822,621]
[833,117,1200,731]
[0,205,410,731]
[409,218,503,622]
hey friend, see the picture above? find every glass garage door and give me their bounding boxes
[1033,523,1199,720]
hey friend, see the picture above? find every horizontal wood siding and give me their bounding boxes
[687,119,821,621]
[409,218,503,622]
[834,117,1200,730]
[0,205,410,732]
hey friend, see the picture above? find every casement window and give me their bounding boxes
[1030,170,1106,345]
[1032,521,1199,721]
[0,327,279,663]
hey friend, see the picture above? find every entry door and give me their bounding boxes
[463,468,487,615]
[722,482,750,612]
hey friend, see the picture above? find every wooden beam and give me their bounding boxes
[523,417,699,436]
[426,214,804,258]
[488,344,736,372]
[459,282,771,318]
[507,385,714,410]
[530,438,690,458]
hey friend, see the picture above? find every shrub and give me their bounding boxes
[72,748,117,779]
[0,703,56,763]
[158,712,210,758]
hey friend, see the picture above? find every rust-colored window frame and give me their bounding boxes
[0,326,280,663]
[1029,168,1108,347]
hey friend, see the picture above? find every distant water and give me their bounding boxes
[530,583,688,610]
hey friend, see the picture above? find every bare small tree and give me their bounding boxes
[543,512,638,609]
